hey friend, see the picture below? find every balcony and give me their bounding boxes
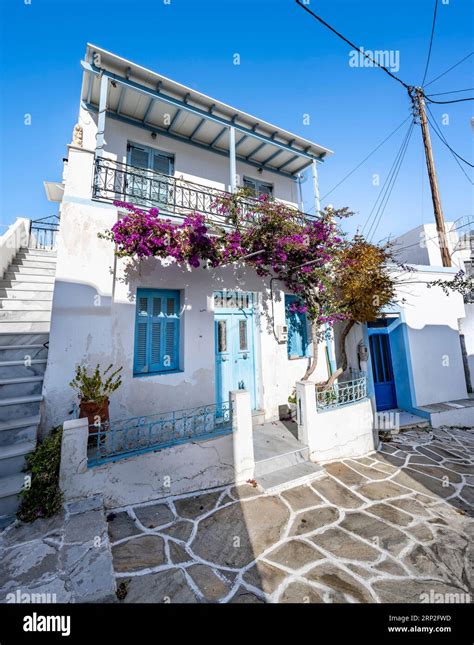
[92,157,314,226]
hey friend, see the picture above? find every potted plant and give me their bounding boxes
[70,363,123,432]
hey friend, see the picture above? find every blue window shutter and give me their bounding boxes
[285,295,308,358]
[134,289,180,374]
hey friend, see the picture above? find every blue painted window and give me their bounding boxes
[127,142,174,175]
[134,289,180,375]
[243,176,273,198]
[285,295,309,358]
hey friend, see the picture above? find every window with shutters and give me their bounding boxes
[243,176,273,198]
[134,289,181,375]
[127,142,175,205]
[285,294,310,359]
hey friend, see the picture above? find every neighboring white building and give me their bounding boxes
[337,219,474,430]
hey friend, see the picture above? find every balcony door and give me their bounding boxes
[127,142,174,207]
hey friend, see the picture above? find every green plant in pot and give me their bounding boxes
[70,363,123,432]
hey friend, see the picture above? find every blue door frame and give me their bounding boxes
[214,292,257,410]
[367,326,398,411]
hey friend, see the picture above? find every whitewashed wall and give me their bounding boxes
[42,127,328,430]
[460,303,474,387]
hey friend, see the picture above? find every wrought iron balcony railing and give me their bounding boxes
[29,216,60,250]
[87,400,233,466]
[92,157,313,226]
[315,370,368,412]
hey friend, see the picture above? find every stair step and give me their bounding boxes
[0,375,44,385]
[0,393,43,406]
[256,462,324,494]
[0,472,28,518]
[0,322,51,333]
[0,333,49,345]
[0,288,53,300]
[8,255,56,273]
[9,265,56,276]
[0,359,47,379]
[0,440,36,476]
[0,281,54,291]
[0,310,51,322]
[255,447,309,477]
[0,415,40,447]
[20,248,57,258]
[0,394,43,421]
[0,414,41,432]
[3,273,55,284]
[0,375,44,399]
[0,345,47,361]
[0,299,52,311]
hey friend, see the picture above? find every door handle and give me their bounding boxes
[242,353,248,359]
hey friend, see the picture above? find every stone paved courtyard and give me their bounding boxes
[1,426,473,604]
[108,426,474,603]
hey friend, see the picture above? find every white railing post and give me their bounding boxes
[229,126,237,193]
[230,390,255,482]
[60,418,89,496]
[296,380,318,449]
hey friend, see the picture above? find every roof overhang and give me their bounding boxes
[80,45,333,178]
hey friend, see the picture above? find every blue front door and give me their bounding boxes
[215,309,256,410]
[369,333,397,411]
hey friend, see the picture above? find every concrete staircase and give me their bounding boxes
[253,420,323,493]
[0,247,56,525]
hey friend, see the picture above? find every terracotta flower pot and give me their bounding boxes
[79,398,110,433]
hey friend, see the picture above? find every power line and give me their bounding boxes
[421,0,439,86]
[425,106,474,182]
[317,115,412,203]
[368,121,415,241]
[362,120,415,240]
[294,0,410,90]
[424,51,474,88]
[426,87,474,96]
[391,217,471,252]
[425,95,474,104]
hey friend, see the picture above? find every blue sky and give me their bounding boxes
[0,0,472,241]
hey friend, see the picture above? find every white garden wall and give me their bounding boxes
[60,390,255,507]
[296,380,376,462]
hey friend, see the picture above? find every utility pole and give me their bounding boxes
[412,87,452,267]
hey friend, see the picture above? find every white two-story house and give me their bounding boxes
[42,45,335,437]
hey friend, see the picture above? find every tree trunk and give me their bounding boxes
[338,319,355,374]
[302,320,319,381]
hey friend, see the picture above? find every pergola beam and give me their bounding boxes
[81,60,317,163]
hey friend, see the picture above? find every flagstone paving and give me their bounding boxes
[1,426,473,604]
[108,426,474,603]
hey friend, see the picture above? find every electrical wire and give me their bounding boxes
[294,0,410,90]
[367,121,415,241]
[362,120,415,240]
[316,116,412,204]
[426,104,474,172]
[421,0,439,86]
[426,88,474,96]
[425,95,474,104]
[424,52,474,88]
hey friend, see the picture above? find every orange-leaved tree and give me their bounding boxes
[336,236,396,373]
